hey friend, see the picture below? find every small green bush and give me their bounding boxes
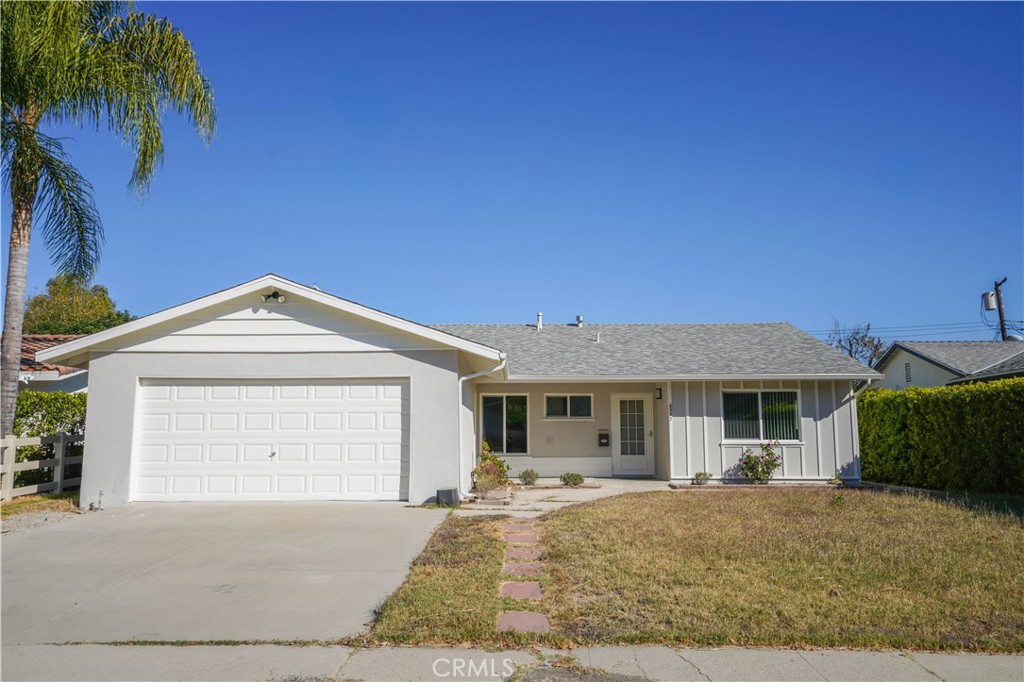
[519,468,539,486]
[738,441,782,484]
[560,472,584,487]
[859,378,1024,495]
[472,449,510,487]
[693,471,712,485]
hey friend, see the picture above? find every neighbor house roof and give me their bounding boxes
[17,335,85,376]
[433,323,879,380]
[947,349,1024,384]
[876,340,1024,378]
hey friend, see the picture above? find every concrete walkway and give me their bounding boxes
[2,644,1020,681]
[455,478,672,518]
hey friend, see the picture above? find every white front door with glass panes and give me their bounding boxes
[481,395,528,455]
[610,394,654,476]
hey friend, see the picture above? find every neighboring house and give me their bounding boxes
[16,334,88,393]
[874,340,1024,390]
[37,274,880,508]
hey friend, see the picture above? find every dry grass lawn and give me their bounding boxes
[0,492,79,518]
[371,489,1024,652]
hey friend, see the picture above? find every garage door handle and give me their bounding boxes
[269,451,276,458]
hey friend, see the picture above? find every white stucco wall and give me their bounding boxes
[875,349,957,390]
[80,349,462,508]
[668,380,861,483]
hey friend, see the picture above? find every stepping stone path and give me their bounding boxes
[497,519,552,634]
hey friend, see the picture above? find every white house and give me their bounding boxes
[37,274,880,508]
[873,340,1024,390]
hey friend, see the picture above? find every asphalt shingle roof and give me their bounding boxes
[894,340,1024,375]
[950,350,1024,383]
[432,322,878,378]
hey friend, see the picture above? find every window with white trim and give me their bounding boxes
[481,395,528,454]
[722,390,800,441]
[544,394,593,419]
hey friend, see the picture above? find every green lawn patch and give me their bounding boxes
[370,489,1024,652]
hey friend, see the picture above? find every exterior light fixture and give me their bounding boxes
[655,387,663,400]
[261,291,286,303]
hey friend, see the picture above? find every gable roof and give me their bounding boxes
[876,340,1024,377]
[947,349,1024,384]
[15,335,85,375]
[36,274,503,367]
[433,323,880,380]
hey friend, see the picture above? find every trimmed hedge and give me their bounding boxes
[12,391,87,488]
[858,378,1024,495]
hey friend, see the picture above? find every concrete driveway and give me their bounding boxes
[1,503,447,644]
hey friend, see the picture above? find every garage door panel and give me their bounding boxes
[134,380,409,501]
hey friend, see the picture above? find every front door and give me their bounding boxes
[610,394,655,476]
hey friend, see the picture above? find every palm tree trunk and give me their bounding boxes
[1,186,38,437]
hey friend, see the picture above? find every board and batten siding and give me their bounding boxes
[669,380,861,482]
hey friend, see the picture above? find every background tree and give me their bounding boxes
[828,318,887,368]
[23,274,135,335]
[1,1,216,435]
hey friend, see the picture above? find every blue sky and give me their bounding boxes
[5,1,1022,342]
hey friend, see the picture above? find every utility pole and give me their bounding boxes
[994,277,1008,341]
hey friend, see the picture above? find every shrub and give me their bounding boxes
[473,472,501,497]
[472,449,510,489]
[560,472,584,487]
[738,441,782,484]
[12,391,87,488]
[519,468,539,486]
[693,471,712,485]
[859,378,1024,495]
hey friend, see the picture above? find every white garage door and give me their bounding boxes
[133,379,409,501]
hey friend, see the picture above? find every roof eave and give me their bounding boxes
[36,274,503,365]
[502,373,881,383]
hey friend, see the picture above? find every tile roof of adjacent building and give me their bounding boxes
[948,349,1024,384]
[880,340,1024,377]
[16,335,86,375]
[432,322,879,378]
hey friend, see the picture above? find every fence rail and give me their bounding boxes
[0,434,84,501]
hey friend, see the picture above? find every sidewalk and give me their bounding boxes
[2,644,1021,682]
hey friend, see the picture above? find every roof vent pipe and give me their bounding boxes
[576,315,584,328]
[537,312,543,330]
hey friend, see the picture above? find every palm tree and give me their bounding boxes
[1,1,215,435]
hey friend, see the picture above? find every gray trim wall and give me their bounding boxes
[668,380,860,482]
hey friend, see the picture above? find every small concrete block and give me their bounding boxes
[910,652,1024,682]
[506,546,543,560]
[497,611,552,633]
[574,646,708,682]
[503,562,542,576]
[798,651,937,681]
[500,581,544,599]
[505,533,539,544]
[504,522,535,533]
[681,648,824,681]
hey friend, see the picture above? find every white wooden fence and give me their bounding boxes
[0,434,84,501]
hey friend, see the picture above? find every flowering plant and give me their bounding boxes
[738,441,782,484]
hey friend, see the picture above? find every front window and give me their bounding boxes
[723,391,800,441]
[544,394,593,419]
[481,395,528,454]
